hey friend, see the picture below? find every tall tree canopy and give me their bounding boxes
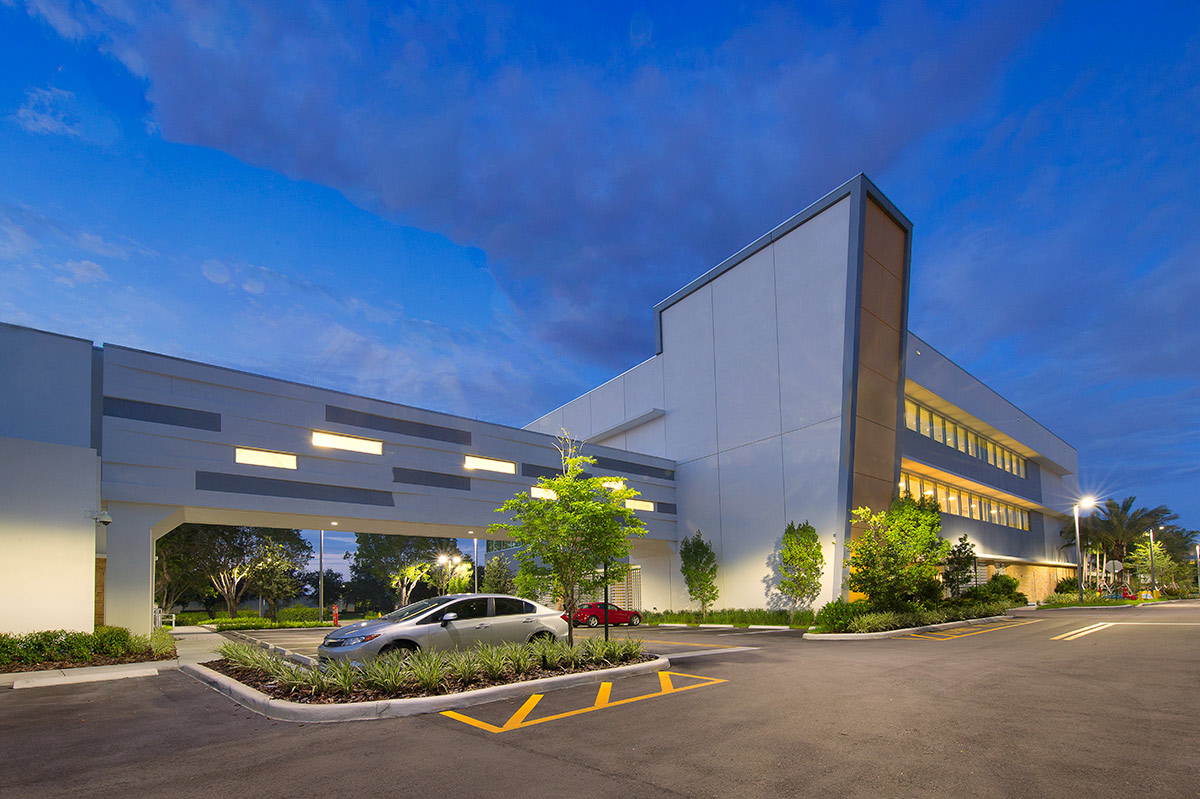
[345,533,459,610]
[488,434,646,645]
[169,524,309,617]
[846,493,948,611]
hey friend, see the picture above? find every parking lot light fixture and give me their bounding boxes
[1073,496,1096,603]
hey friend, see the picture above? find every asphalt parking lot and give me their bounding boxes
[3,603,1199,798]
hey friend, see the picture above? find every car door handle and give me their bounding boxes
[474,623,490,629]
[523,618,535,623]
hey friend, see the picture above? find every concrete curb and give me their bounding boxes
[182,655,671,723]
[697,624,734,628]
[226,630,318,667]
[4,659,180,689]
[746,625,791,630]
[802,614,1014,641]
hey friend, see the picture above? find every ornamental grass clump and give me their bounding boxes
[405,649,447,694]
[445,649,481,685]
[360,652,409,694]
[499,642,534,676]
[477,645,510,680]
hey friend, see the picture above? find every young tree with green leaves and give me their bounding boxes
[777,520,824,623]
[390,562,431,607]
[248,537,311,620]
[154,525,207,612]
[488,433,647,645]
[482,553,516,594]
[680,530,719,620]
[846,493,949,611]
[941,534,977,599]
[1130,539,1179,590]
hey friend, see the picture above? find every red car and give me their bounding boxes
[565,602,642,627]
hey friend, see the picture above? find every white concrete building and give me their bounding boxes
[0,175,1079,635]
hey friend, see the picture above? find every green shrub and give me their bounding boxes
[813,599,871,632]
[642,608,812,628]
[205,618,332,631]
[174,610,262,626]
[963,574,1026,605]
[93,625,136,657]
[276,607,320,622]
[149,628,177,658]
[1054,577,1079,594]
[848,612,902,633]
[0,634,20,666]
[499,642,533,676]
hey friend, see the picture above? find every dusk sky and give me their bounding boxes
[2,1,1197,572]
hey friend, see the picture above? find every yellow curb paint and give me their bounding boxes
[441,671,727,734]
[594,682,612,707]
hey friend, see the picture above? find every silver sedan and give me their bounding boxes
[317,594,567,663]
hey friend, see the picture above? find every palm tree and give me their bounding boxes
[1063,496,1178,563]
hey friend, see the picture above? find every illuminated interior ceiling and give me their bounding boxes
[905,380,1050,465]
[900,457,1066,519]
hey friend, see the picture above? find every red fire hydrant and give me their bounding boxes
[332,604,339,627]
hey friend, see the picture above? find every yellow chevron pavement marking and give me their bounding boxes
[441,671,727,733]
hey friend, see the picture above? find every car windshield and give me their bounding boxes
[384,596,454,622]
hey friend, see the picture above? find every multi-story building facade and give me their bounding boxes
[0,175,1079,635]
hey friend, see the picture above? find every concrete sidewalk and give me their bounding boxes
[0,625,227,690]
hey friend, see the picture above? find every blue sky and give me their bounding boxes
[2,1,1197,566]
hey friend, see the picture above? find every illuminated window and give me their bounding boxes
[905,400,918,432]
[464,455,516,474]
[530,486,557,500]
[236,447,297,470]
[602,479,625,490]
[625,499,655,512]
[311,430,383,455]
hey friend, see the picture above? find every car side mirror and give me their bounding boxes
[440,612,458,627]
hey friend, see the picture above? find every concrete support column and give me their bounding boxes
[102,503,180,637]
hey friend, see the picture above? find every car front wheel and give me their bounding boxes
[628,613,642,626]
[586,615,600,627]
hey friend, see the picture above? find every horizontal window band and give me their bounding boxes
[326,405,471,446]
[521,463,594,480]
[590,455,674,481]
[393,467,471,491]
[104,397,221,432]
[657,502,677,515]
[195,471,394,507]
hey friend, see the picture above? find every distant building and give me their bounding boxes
[0,175,1078,635]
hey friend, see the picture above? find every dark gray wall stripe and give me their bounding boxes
[657,502,677,515]
[393,467,471,491]
[590,455,675,481]
[522,462,595,480]
[104,396,221,432]
[90,347,104,454]
[326,405,471,445]
[196,471,394,506]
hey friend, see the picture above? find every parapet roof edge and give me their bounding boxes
[905,331,1076,456]
[1,320,95,347]
[651,173,912,354]
[99,342,676,467]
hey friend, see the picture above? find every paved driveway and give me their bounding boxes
[3,603,1199,798]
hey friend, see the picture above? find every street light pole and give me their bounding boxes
[472,534,478,593]
[1195,544,1199,597]
[1148,528,1158,594]
[319,529,325,622]
[1073,497,1095,603]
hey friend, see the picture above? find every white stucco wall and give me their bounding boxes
[0,436,100,634]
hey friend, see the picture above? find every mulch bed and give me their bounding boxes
[0,651,177,674]
[201,654,656,704]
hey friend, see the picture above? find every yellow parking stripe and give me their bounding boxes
[441,671,727,733]
[900,619,1043,640]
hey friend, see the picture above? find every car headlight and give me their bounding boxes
[335,634,380,647]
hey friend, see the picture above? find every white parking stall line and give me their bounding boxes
[664,646,759,660]
[1052,622,1113,641]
